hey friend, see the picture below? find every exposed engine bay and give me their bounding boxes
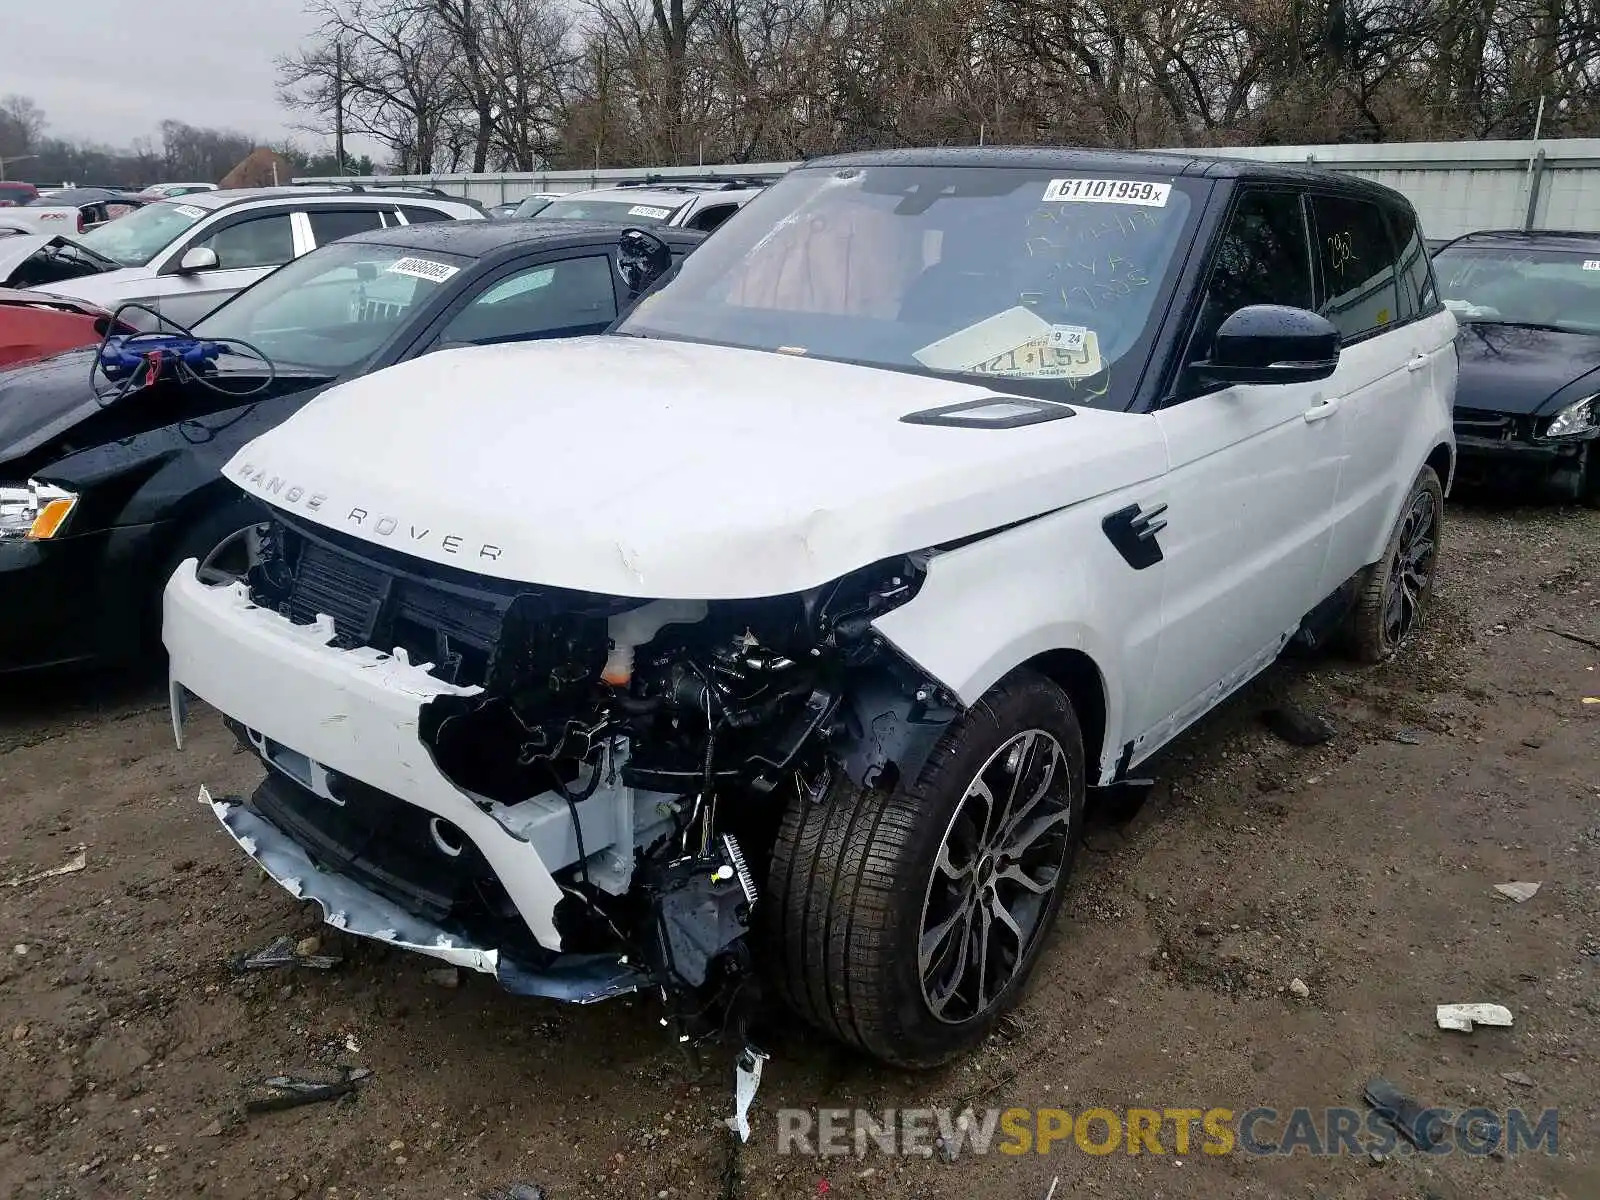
[236,510,960,1044]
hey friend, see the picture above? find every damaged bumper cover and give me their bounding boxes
[165,564,573,953]
[203,787,642,1002]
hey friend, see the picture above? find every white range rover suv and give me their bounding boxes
[164,149,1456,1069]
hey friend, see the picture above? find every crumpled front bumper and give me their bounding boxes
[164,562,574,952]
[202,786,641,1002]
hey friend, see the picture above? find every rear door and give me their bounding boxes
[1308,192,1440,586]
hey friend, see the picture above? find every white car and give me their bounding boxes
[28,187,483,327]
[164,149,1456,1069]
[528,177,767,233]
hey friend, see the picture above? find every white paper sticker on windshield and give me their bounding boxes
[627,204,672,220]
[387,256,461,283]
[1049,324,1090,353]
[1042,178,1170,207]
[172,204,206,219]
[1585,260,1600,270]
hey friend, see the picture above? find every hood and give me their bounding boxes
[0,234,118,289]
[0,347,329,466]
[0,348,105,461]
[0,235,57,283]
[1454,323,1600,416]
[226,337,1167,599]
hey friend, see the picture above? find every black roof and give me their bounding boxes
[1435,229,1600,254]
[800,146,1413,207]
[343,219,706,261]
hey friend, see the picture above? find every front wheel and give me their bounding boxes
[1348,465,1443,663]
[763,670,1086,1068]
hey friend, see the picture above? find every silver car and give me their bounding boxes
[30,187,483,327]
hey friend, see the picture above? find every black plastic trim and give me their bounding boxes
[1101,501,1168,569]
[900,396,1077,428]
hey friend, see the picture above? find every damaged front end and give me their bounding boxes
[173,510,959,1043]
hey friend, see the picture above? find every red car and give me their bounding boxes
[0,288,128,368]
[0,182,40,208]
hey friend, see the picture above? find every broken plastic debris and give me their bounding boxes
[725,1045,769,1142]
[1436,1003,1514,1032]
[1043,1177,1060,1200]
[1363,1077,1445,1150]
[1583,696,1599,705]
[243,1065,372,1113]
[234,934,342,972]
[1500,1070,1537,1088]
[1493,881,1541,902]
[4,846,86,888]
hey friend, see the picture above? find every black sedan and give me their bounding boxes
[0,219,701,672]
[1434,230,1600,505]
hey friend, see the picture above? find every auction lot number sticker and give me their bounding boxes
[1043,178,1171,207]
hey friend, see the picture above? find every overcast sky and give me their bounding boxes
[4,0,380,157]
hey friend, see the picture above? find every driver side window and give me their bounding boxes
[1183,190,1314,375]
[437,255,618,346]
[198,214,296,270]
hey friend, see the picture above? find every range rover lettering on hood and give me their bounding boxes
[233,460,504,561]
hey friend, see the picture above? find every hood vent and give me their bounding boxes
[900,395,1076,428]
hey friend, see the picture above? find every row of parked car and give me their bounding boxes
[2,148,1598,1074]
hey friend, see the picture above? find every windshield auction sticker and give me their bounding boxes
[1042,178,1171,207]
[627,204,673,219]
[387,257,461,283]
[171,204,207,219]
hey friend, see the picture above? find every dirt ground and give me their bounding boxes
[1,497,1596,1200]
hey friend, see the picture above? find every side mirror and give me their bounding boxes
[178,246,219,274]
[1193,305,1340,386]
[617,227,672,295]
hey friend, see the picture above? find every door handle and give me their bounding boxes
[1303,396,1343,423]
[1406,353,1429,372]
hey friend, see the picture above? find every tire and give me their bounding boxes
[1348,465,1443,664]
[763,669,1086,1068]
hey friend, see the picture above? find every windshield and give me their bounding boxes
[617,164,1197,406]
[1434,245,1600,334]
[194,240,470,372]
[532,195,684,225]
[75,200,206,267]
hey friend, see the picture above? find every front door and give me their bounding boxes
[1128,188,1343,760]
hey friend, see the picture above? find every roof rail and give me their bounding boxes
[611,173,773,191]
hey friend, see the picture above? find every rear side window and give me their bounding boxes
[1184,189,1313,369]
[1387,205,1438,318]
[1310,195,1401,342]
[399,205,452,224]
[685,203,737,233]
[309,208,386,245]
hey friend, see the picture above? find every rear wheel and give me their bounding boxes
[1348,465,1443,663]
[763,670,1085,1068]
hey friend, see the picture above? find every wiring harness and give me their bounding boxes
[90,302,278,408]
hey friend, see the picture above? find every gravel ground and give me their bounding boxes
[0,499,1596,1200]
